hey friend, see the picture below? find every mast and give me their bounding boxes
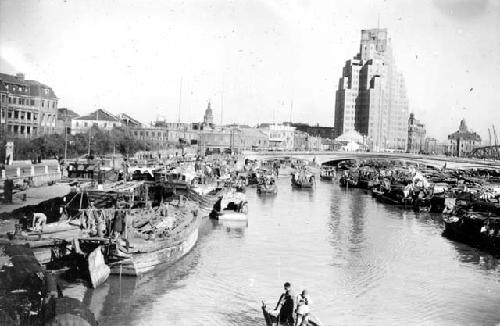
[177,79,182,123]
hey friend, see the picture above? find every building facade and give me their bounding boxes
[334,28,409,151]
[291,123,335,140]
[55,108,79,135]
[0,72,58,139]
[407,113,426,154]
[447,119,481,157]
[71,109,122,134]
[258,124,295,151]
[424,137,447,155]
[198,127,268,154]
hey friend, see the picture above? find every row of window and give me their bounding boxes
[2,108,39,121]
[6,125,37,135]
[0,93,57,108]
[74,121,118,128]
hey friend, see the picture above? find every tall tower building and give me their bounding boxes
[203,101,214,127]
[334,28,409,151]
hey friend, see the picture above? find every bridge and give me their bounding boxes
[469,145,500,160]
[242,151,500,170]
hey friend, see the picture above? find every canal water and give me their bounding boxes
[67,177,500,325]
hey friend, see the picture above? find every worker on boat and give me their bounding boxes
[295,290,311,326]
[33,212,47,232]
[274,282,296,325]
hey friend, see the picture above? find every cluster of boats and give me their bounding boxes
[334,159,500,256]
[0,154,256,325]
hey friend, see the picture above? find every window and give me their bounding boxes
[76,122,79,127]
[33,113,38,121]
[41,100,45,107]
[84,122,88,127]
[27,112,31,120]
[30,99,35,106]
[14,110,19,119]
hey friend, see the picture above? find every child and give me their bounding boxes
[295,289,311,326]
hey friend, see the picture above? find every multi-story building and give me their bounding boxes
[407,113,426,154]
[447,119,481,157]
[0,72,58,138]
[334,28,409,151]
[71,109,121,134]
[258,123,295,151]
[198,127,268,154]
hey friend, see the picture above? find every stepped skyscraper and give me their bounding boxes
[334,28,408,151]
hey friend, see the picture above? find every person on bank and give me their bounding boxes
[32,212,47,232]
[295,289,311,326]
[275,282,296,325]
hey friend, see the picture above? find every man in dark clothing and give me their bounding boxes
[275,282,296,325]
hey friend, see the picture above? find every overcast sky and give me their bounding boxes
[1,0,499,141]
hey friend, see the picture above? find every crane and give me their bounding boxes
[488,128,492,147]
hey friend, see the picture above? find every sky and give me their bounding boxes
[1,0,499,142]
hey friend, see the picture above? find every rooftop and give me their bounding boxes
[74,109,120,122]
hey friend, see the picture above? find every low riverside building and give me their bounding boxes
[291,123,335,140]
[55,108,79,135]
[198,127,268,154]
[335,129,366,152]
[71,109,122,134]
[447,119,481,157]
[130,126,170,150]
[0,72,58,139]
[407,113,426,154]
[424,137,447,155]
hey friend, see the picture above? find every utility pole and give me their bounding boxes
[64,111,68,161]
[87,127,91,157]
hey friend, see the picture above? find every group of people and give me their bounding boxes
[273,282,312,326]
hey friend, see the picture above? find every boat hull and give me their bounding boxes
[110,227,199,276]
[261,302,322,326]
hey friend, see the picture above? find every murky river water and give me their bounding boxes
[67,177,500,325]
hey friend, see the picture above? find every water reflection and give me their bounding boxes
[210,219,248,236]
[81,240,202,326]
[74,178,500,326]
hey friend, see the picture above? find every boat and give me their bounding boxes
[319,166,336,181]
[261,301,322,326]
[210,191,248,221]
[443,212,500,255]
[107,203,201,276]
[291,171,315,189]
[257,176,278,195]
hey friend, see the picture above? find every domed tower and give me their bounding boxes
[203,101,214,126]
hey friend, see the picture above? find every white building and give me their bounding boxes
[71,109,122,134]
[259,124,295,151]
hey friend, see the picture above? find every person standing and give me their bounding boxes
[295,289,311,326]
[275,282,296,325]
